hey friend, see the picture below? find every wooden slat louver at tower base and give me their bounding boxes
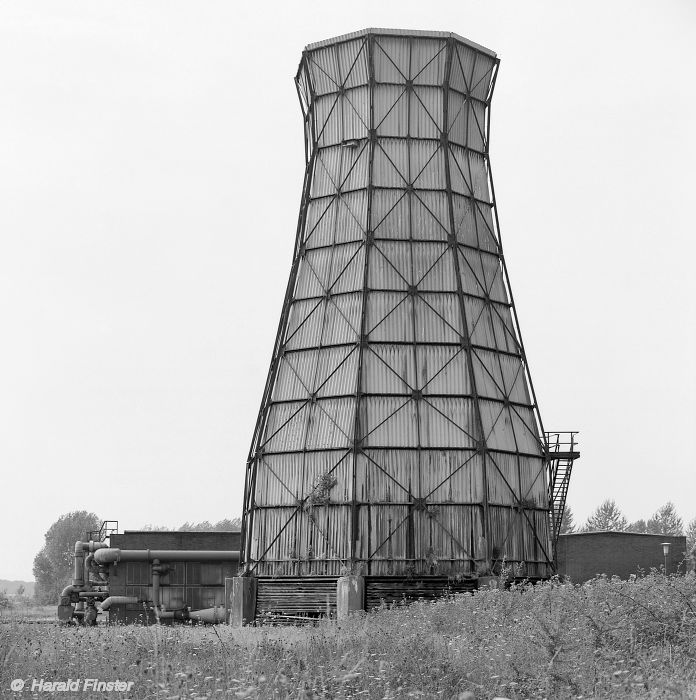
[242,29,554,584]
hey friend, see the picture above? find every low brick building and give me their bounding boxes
[556,531,687,583]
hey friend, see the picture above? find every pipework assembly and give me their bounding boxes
[58,537,239,625]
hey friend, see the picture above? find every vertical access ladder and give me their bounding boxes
[545,432,580,563]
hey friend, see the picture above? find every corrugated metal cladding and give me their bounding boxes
[243,30,553,582]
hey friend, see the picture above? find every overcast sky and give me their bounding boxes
[1,1,694,580]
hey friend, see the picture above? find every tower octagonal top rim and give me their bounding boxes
[304,28,496,59]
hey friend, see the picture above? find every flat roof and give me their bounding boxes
[560,531,685,538]
[121,530,240,534]
[305,28,496,58]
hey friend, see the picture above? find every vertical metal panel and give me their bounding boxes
[272,350,316,401]
[303,191,368,250]
[306,398,355,449]
[410,87,443,137]
[337,38,369,89]
[411,191,449,240]
[357,450,417,501]
[370,189,407,237]
[263,401,309,452]
[285,298,324,350]
[374,85,408,137]
[373,139,409,187]
[366,291,413,342]
[373,37,409,83]
[415,293,462,341]
[362,396,417,447]
[318,294,361,345]
[412,242,455,289]
[411,39,448,85]
[362,344,416,393]
[463,296,521,354]
[424,451,483,503]
[316,346,359,396]
[420,398,477,448]
[459,248,507,302]
[294,248,332,298]
[369,241,411,289]
[311,144,342,195]
[307,46,341,95]
[419,346,470,394]
[410,141,445,187]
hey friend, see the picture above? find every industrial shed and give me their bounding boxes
[106,531,240,623]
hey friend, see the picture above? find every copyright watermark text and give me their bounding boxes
[10,678,135,692]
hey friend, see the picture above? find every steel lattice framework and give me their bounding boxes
[242,29,557,581]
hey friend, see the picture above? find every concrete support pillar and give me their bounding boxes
[227,576,257,627]
[337,575,364,619]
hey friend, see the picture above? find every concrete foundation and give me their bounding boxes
[337,575,365,619]
[228,576,257,627]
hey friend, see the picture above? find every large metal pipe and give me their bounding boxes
[151,559,162,609]
[100,596,138,611]
[189,606,226,624]
[73,541,109,587]
[73,542,85,587]
[94,549,239,565]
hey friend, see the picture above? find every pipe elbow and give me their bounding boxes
[94,548,121,565]
[100,596,138,611]
[60,585,76,602]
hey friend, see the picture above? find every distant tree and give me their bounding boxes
[140,518,243,532]
[177,519,242,531]
[32,511,101,605]
[583,500,628,532]
[0,588,11,611]
[628,519,649,534]
[179,521,214,532]
[686,517,696,553]
[15,584,25,597]
[212,518,242,530]
[646,502,684,536]
[558,505,576,534]
[139,524,170,531]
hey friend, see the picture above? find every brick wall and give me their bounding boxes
[556,532,686,583]
[110,530,240,551]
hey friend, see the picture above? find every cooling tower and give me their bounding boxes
[239,29,576,616]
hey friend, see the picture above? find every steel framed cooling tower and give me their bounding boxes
[240,29,577,616]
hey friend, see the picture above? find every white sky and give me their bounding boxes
[1,1,694,580]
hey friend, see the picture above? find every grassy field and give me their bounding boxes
[1,572,694,699]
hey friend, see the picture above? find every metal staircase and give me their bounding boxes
[545,432,579,563]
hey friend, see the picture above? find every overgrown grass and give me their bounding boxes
[1,572,695,699]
